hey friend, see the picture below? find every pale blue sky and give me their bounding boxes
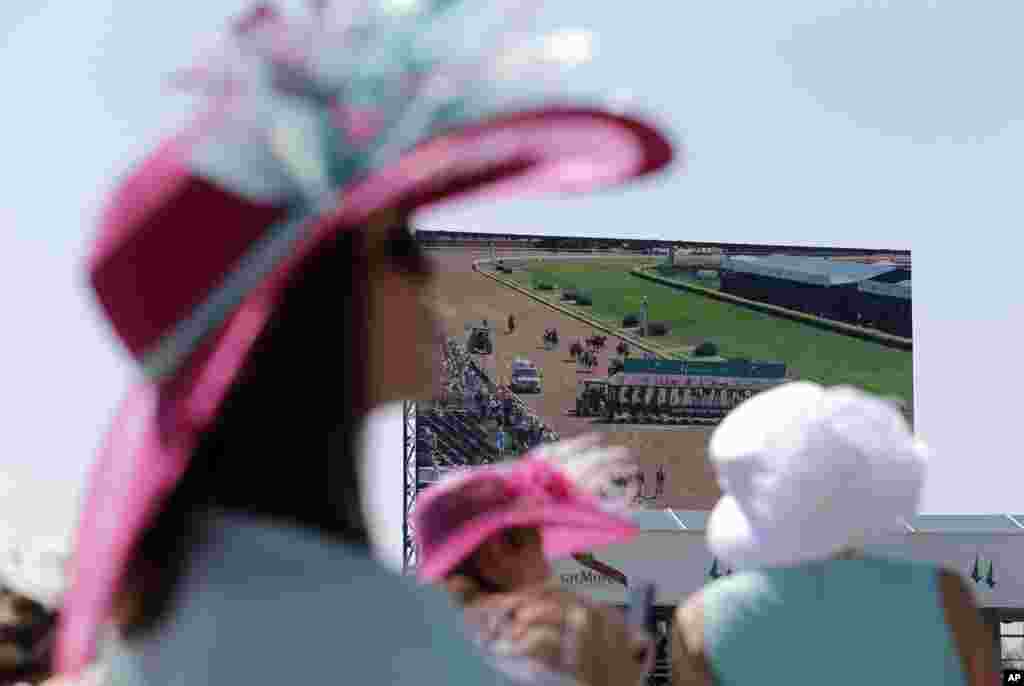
[3,0,1023,544]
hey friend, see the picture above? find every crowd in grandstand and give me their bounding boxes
[418,339,560,475]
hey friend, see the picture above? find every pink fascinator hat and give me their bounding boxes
[412,456,639,582]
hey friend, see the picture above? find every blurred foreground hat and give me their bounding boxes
[706,382,927,570]
[413,452,638,582]
[56,0,674,674]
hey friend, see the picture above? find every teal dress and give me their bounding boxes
[700,555,967,686]
[102,513,513,686]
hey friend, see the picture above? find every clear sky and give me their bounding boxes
[3,0,1023,547]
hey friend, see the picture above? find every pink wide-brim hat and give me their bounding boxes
[412,458,638,582]
[55,21,674,683]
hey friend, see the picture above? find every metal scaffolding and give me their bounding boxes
[402,399,418,574]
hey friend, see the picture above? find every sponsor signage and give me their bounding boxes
[559,569,624,588]
[621,359,786,385]
[620,374,781,389]
[621,374,688,387]
[622,359,684,375]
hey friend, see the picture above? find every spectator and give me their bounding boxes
[413,446,651,686]
[52,6,675,684]
[496,429,506,457]
[476,390,487,420]
[671,383,994,686]
[1,586,56,686]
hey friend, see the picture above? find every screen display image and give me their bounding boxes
[420,233,912,510]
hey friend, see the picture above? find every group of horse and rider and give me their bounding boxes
[492,311,641,376]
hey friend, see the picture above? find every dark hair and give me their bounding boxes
[119,220,429,638]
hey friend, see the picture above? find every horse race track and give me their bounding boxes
[428,248,719,509]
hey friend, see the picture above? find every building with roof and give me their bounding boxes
[858,278,912,337]
[719,255,912,337]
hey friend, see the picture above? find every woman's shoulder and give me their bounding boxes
[196,513,456,614]
[115,517,510,686]
[851,553,952,586]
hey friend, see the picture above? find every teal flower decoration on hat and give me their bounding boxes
[168,0,602,202]
[142,0,645,381]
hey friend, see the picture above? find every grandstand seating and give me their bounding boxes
[418,336,559,477]
[448,411,496,453]
[421,417,469,465]
[419,410,499,466]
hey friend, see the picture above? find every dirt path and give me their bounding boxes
[428,250,719,510]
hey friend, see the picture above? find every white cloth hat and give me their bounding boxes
[706,382,928,570]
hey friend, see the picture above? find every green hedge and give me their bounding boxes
[694,341,718,357]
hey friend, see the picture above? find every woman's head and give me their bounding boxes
[58,4,675,671]
[413,456,638,589]
[448,526,552,594]
[116,216,438,637]
[1,588,55,684]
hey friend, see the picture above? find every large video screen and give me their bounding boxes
[421,233,912,510]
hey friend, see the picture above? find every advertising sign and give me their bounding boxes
[553,527,1024,608]
[623,359,684,375]
[621,358,787,383]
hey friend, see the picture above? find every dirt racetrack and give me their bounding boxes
[428,248,720,510]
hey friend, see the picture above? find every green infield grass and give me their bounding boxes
[507,260,913,404]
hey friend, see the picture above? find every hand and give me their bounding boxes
[445,574,484,607]
[470,585,652,686]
